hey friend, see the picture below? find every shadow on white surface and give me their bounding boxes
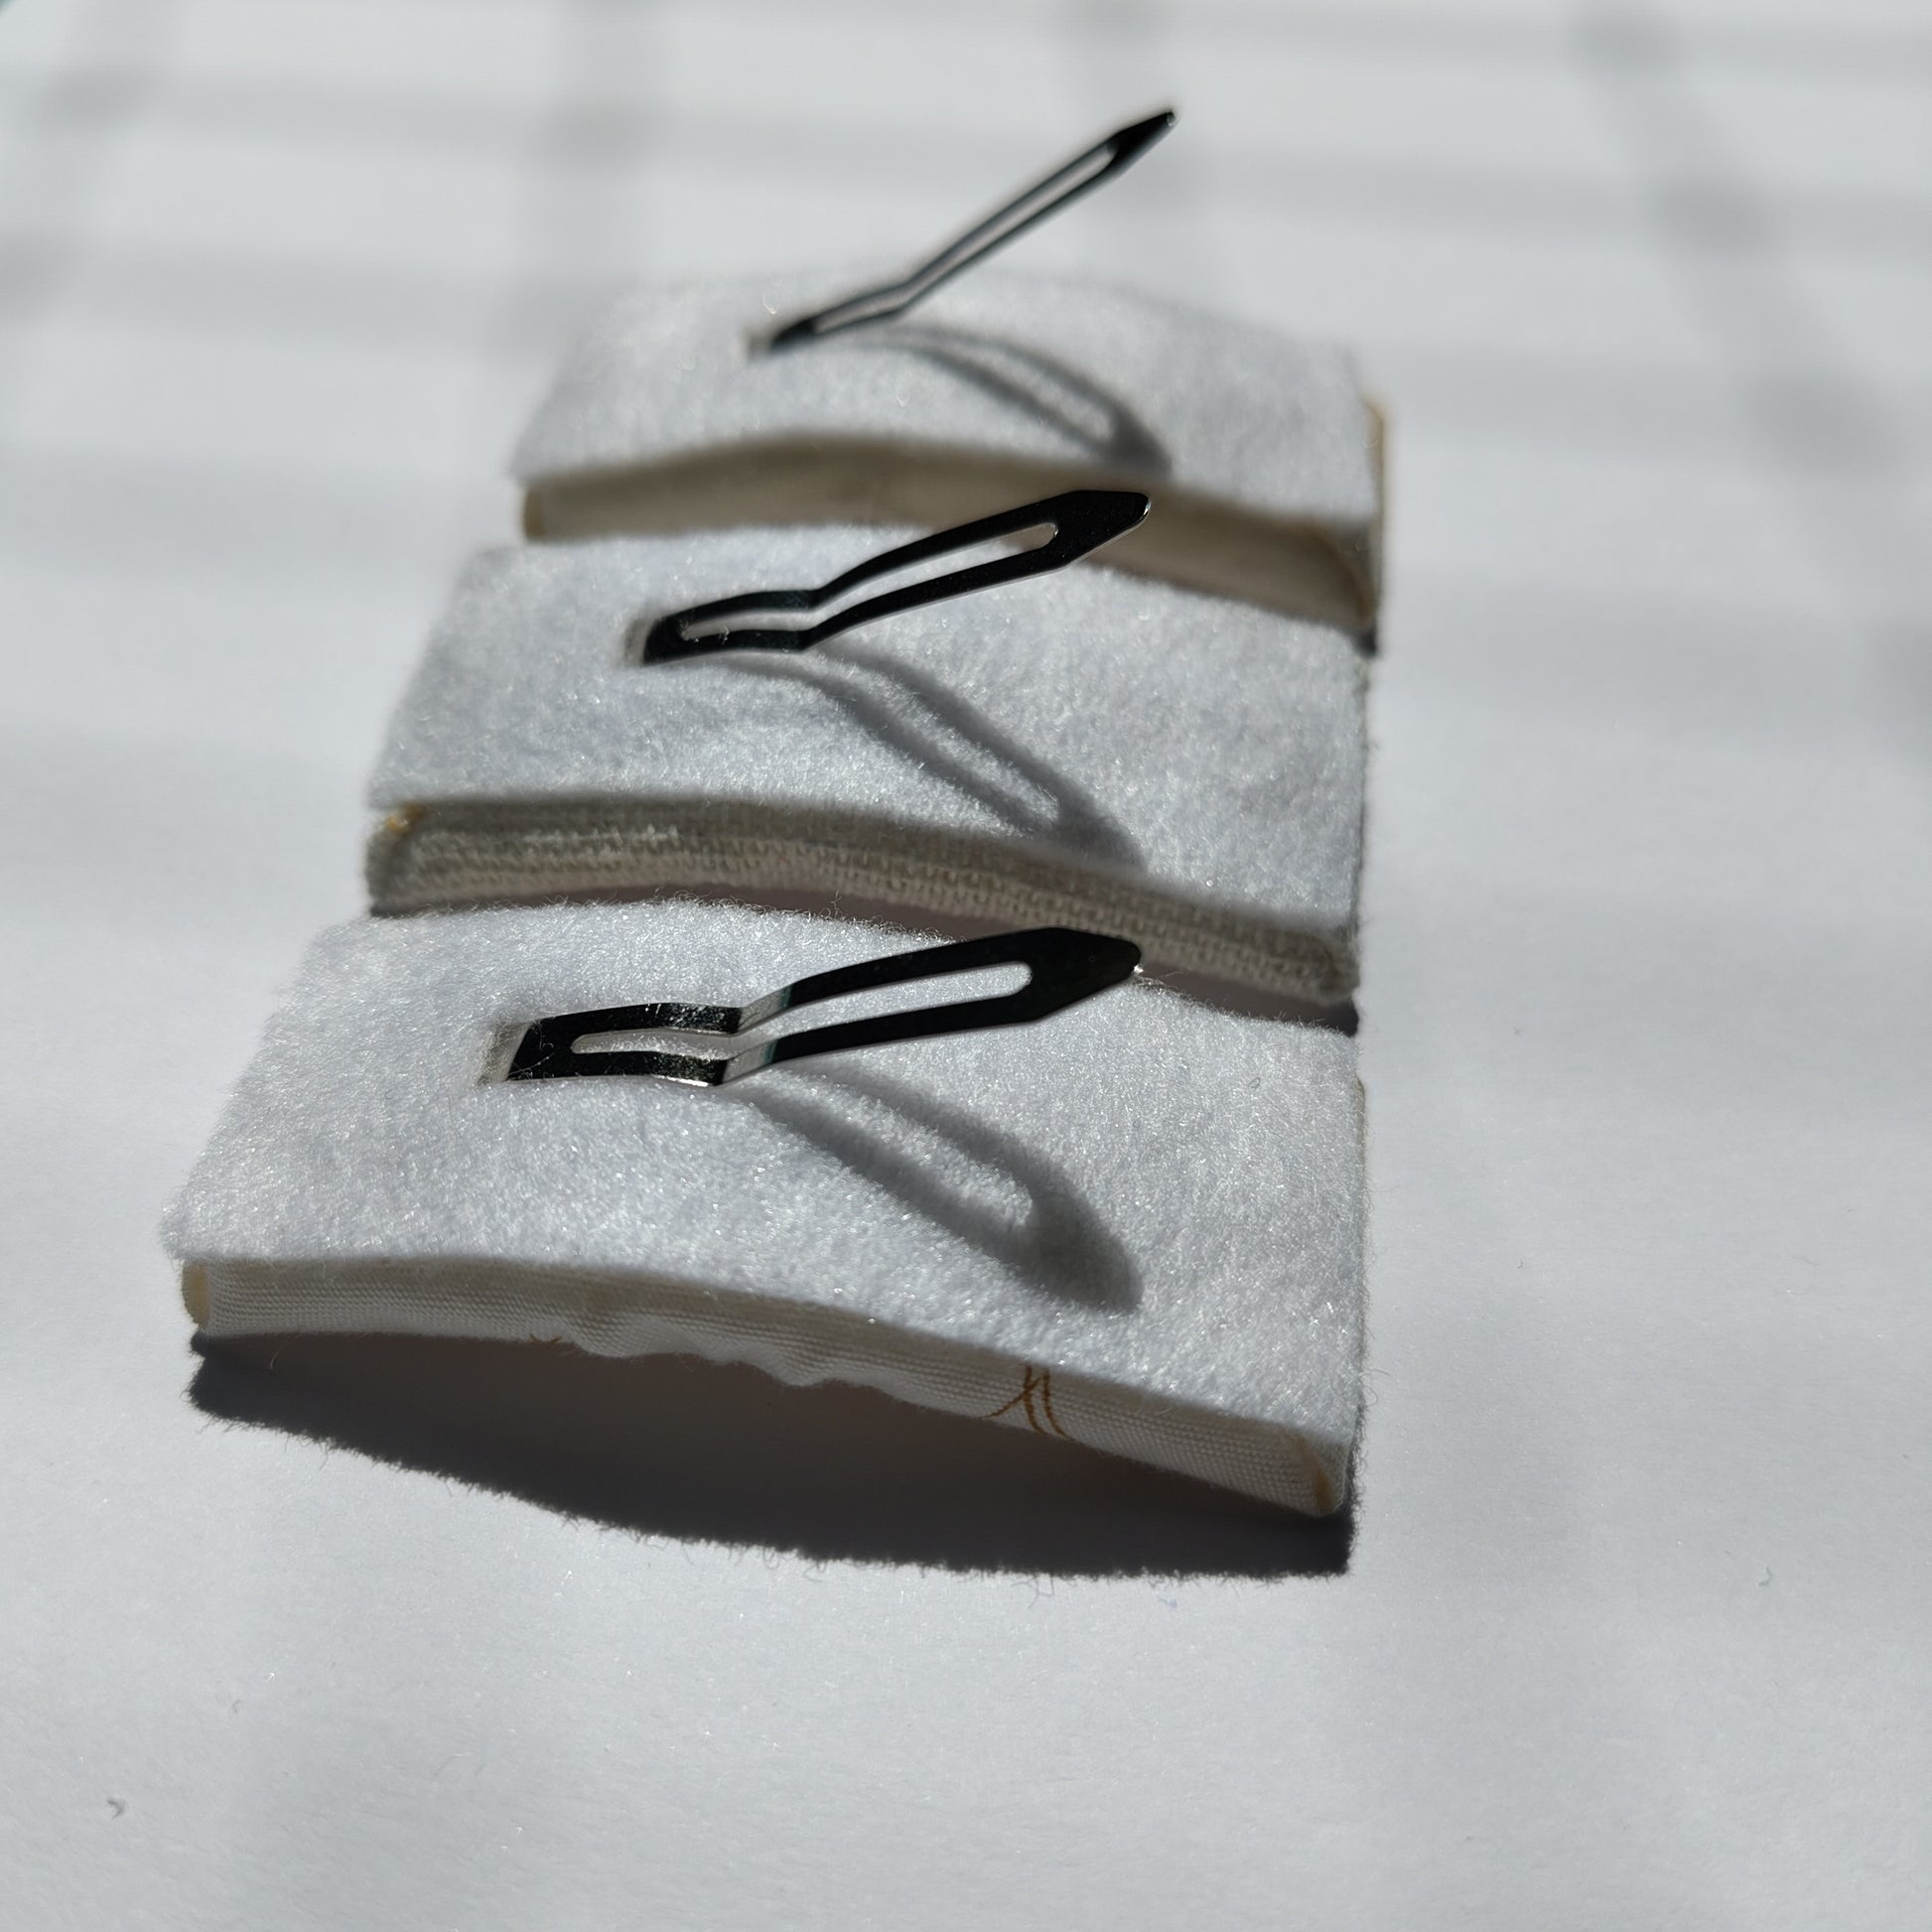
[187,1332,1352,1579]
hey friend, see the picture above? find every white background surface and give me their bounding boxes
[2,0,1928,1925]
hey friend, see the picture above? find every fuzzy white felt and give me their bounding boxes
[365,533,1368,1003]
[164,903,1365,1512]
[511,268,1383,628]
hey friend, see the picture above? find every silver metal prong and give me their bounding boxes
[630,488,1148,665]
[500,927,1142,1087]
[761,109,1176,352]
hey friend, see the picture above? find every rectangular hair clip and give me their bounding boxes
[165,902,1363,1514]
[503,926,1142,1087]
[367,525,1368,1004]
[512,111,1384,631]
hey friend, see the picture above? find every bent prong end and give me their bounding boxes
[760,314,819,355]
[1116,107,1178,160]
[629,613,715,665]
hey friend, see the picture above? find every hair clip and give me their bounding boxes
[764,109,1175,352]
[502,926,1141,1087]
[630,488,1149,664]
[169,903,1364,1514]
[512,118,1387,632]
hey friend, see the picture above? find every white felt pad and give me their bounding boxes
[365,533,1369,1003]
[163,902,1366,1512]
[511,267,1383,628]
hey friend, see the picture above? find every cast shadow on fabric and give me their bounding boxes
[706,647,1140,869]
[848,323,1173,477]
[730,1067,1141,1313]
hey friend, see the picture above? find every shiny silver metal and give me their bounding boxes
[501,926,1142,1087]
[762,109,1175,351]
[630,488,1149,664]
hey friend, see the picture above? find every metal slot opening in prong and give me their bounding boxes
[499,926,1142,1088]
[629,488,1148,665]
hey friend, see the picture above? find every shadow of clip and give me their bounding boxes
[863,324,1173,476]
[735,1066,1142,1311]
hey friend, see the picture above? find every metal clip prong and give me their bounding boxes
[631,488,1148,664]
[763,109,1175,351]
[501,927,1141,1087]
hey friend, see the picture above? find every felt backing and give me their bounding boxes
[511,267,1384,628]
[163,902,1366,1513]
[365,533,1368,1004]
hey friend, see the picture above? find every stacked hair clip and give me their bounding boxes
[167,112,1380,1516]
[516,114,1384,635]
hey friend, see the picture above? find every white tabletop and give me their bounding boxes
[2,1,1927,1925]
